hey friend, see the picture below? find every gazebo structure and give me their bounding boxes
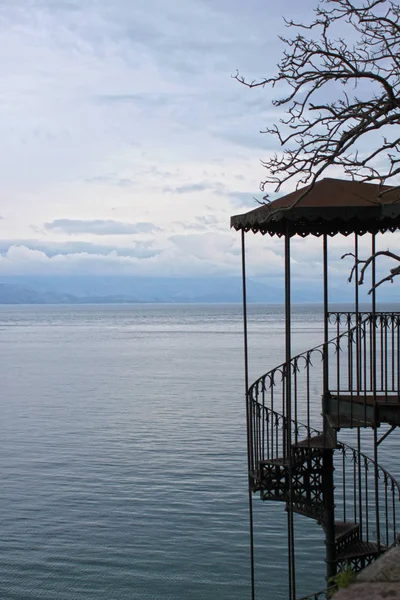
[231,178,400,599]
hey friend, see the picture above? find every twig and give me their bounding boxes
[342,250,400,293]
[234,0,400,203]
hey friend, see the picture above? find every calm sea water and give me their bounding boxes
[0,304,398,600]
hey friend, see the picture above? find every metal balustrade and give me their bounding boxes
[247,311,400,595]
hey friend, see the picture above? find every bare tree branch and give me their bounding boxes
[235,0,400,204]
[342,250,400,293]
[236,0,400,294]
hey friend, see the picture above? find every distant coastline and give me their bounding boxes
[0,278,282,304]
[0,280,273,304]
[0,279,394,305]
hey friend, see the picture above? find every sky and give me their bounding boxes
[0,0,399,298]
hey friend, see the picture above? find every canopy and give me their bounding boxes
[230,178,400,237]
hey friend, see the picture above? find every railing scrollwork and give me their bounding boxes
[248,311,400,596]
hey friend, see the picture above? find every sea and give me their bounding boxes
[0,303,398,600]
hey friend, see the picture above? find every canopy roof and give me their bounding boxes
[230,178,400,237]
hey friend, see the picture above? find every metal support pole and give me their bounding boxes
[285,230,292,456]
[372,234,376,316]
[323,448,336,583]
[322,234,329,410]
[355,234,360,391]
[241,230,256,600]
[323,234,329,348]
[322,233,336,583]
[371,233,381,553]
[285,228,296,600]
[354,234,363,539]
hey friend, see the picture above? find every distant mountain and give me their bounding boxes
[0,275,282,302]
[0,283,76,304]
[0,275,361,304]
[0,277,281,304]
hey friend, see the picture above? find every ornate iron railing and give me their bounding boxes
[248,312,400,471]
[335,440,400,550]
[248,311,400,594]
[327,312,400,399]
[253,405,400,550]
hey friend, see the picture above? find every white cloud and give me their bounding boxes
[0,242,235,277]
[0,0,388,293]
[44,219,160,235]
[1,228,396,297]
[0,238,160,259]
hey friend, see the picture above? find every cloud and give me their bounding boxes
[0,228,395,291]
[85,175,136,187]
[1,0,375,296]
[44,219,160,236]
[0,239,160,259]
[164,182,214,194]
[173,215,221,231]
[169,232,237,261]
[0,241,240,278]
[227,191,263,208]
[195,215,219,226]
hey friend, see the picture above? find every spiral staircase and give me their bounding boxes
[231,177,400,599]
[247,311,400,598]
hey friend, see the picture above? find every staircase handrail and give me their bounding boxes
[257,403,400,552]
[247,310,400,596]
[261,404,400,512]
[248,312,374,400]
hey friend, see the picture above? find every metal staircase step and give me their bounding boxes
[325,393,377,427]
[334,521,360,542]
[260,457,288,467]
[336,540,383,562]
[378,403,400,426]
[292,433,336,450]
[333,521,361,555]
[326,413,374,429]
[327,393,400,427]
[329,393,400,406]
[258,458,290,501]
[290,502,324,521]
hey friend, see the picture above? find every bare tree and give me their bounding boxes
[236,0,400,290]
[235,0,400,199]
